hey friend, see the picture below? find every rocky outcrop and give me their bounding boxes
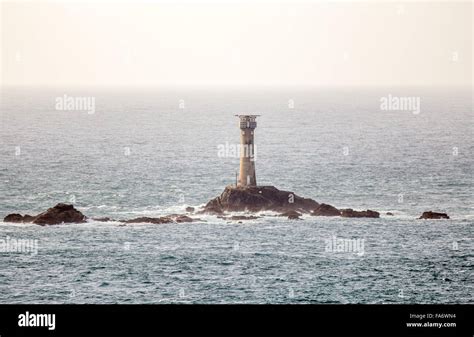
[3,214,35,223]
[91,217,114,222]
[174,215,195,223]
[124,214,199,224]
[218,215,260,221]
[33,203,87,225]
[125,217,173,224]
[311,203,341,216]
[3,203,204,226]
[279,210,302,220]
[419,211,449,219]
[3,203,86,225]
[3,194,385,226]
[340,209,380,218]
[201,186,384,219]
[202,185,319,214]
[202,203,224,215]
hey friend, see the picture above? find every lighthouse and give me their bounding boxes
[235,115,259,187]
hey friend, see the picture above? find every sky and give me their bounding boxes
[1,0,472,87]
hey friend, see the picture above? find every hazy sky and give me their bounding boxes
[1,0,472,87]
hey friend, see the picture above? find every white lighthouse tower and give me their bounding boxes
[235,115,259,187]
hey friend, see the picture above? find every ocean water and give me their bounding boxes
[0,86,472,303]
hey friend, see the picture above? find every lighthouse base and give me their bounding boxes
[202,185,319,214]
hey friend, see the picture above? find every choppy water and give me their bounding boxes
[0,87,472,303]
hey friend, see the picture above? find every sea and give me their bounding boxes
[0,86,472,303]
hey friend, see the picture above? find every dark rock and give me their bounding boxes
[225,215,260,221]
[174,215,194,223]
[91,217,114,222]
[201,201,224,215]
[311,203,340,216]
[202,185,319,214]
[279,210,302,220]
[386,212,394,216]
[125,216,174,224]
[24,215,36,222]
[340,208,380,218]
[33,203,87,225]
[287,214,301,220]
[419,211,449,219]
[217,215,256,220]
[4,204,86,225]
[125,214,199,224]
[185,207,195,213]
[3,213,35,223]
[3,214,22,222]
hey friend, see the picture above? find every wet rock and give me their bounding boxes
[4,204,86,225]
[92,217,114,222]
[340,208,380,218]
[225,215,260,221]
[202,185,319,214]
[124,214,200,224]
[125,216,173,224]
[311,203,340,216]
[33,203,87,225]
[23,215,35,222]
[419,211,450,219]
[386,212,394,216]
[185,207,195,213]
[200,201,224,215]
[279,210,302,220]
[174,215,194,223]
[3,213,35,223]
